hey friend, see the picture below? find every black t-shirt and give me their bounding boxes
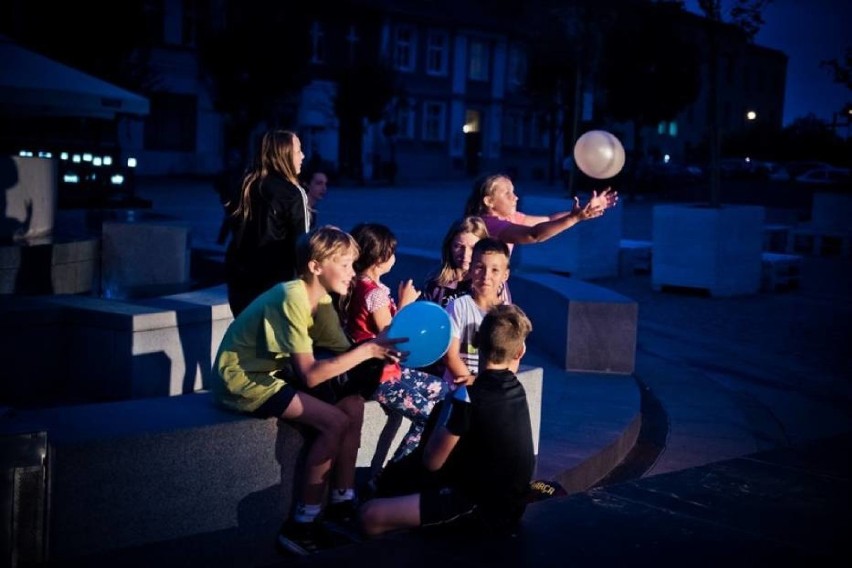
[378,368,535,530]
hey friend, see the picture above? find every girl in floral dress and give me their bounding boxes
[343,223,450,461]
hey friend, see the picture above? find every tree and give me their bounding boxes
[525,0,617,188]
[696,0,773,207]
[197,0,313,157]
[599,1,702,195]
[821,47,852,91]
[333,61,398,183]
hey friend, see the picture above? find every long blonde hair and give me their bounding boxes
[233,129,305,221]
[432,216,489,286]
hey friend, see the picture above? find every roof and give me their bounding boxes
[0,35,149,119]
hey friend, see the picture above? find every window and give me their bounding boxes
[426,31,449,76]
[394,25,417,72]
[463,109,481,134]
[468,39,489,81]
[503,112,524,146]
[393,98,416,139]
[422,102,447,141]
[310,21,326,64]
[508,46,527,88]
[144,93,197,152]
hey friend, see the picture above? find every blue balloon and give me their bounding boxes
[387,301,452,368]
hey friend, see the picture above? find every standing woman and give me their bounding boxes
[225,130,310,316]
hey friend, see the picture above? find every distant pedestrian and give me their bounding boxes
[224,129,310,316]
[301,168,329,230]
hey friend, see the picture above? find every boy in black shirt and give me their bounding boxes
[359,304,535,536]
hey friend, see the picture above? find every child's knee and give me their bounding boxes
[358,500,382,537]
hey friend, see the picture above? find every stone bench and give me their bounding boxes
[0,367,542,562]
[0,284,233,405]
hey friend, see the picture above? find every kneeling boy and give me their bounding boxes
[359,304,535,536]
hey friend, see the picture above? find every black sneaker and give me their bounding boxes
[276,520,330,556]
[322,500,365,545]
[324,499,357,524]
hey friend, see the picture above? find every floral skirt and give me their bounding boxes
[372,366,450,461]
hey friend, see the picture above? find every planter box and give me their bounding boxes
[652,204,764,297]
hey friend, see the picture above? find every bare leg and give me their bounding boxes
[331,394,364,491]
[282,392,349,506]
[359,494,422,537]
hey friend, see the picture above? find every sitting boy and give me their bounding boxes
[359,304,535,536]
[442,237,511,386]
[213,225,405,555]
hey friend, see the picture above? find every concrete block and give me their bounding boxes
[44,290,232,400]
[619,239,652,275]
[510,273,637,374]
[101,221,190,299]
[652,204,764,297]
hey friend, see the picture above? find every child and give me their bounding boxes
[463,173,617,259]
[422,216,490,308]
[359,304,536,537]
[225,129,310,316]
[343,223,450,461]
[213,225,405,556]
[441,237,511,386]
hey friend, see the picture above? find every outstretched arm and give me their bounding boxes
[495,197,604,245]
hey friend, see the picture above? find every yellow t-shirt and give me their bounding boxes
[214,279,350,413]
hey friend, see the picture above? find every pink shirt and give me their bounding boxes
[481,211,526,255]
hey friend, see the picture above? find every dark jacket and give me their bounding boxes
[224,173,308,316]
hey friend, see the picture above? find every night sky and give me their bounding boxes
[685,0,851,126]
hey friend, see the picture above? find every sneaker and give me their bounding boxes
[324,499,358,524]
[276,519,330,556]
[322,500,365,545]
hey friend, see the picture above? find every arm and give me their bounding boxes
[495,197,599,245]
[397,278,421,309]
[423,426,460,471]
[442,337,474,385]
[291,337,403,388]
[423,387,470,471]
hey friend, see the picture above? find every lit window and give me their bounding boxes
[468,39,489,81]
[668,121,678,137]
[464,109,481,133]
[426,31,448,76]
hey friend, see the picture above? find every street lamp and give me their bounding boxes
[746,110,757,121]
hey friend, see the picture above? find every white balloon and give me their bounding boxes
[573,130,626,179]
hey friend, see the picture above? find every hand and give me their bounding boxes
[371,329,410,363]
[397,278,421,308]
[589,187,618,211]
[575,199,605,222]
[453,373,475,386]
